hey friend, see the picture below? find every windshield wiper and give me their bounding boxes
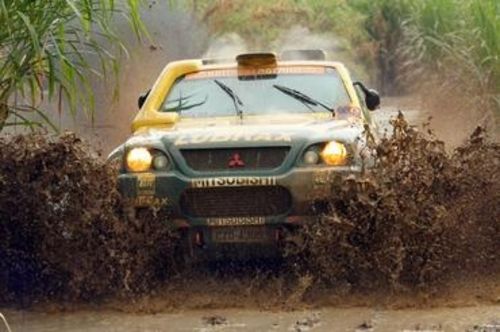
[273,84,335,115]
[214,79,244,119]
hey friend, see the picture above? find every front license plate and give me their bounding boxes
[211,226,272,243]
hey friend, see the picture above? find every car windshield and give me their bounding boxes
[160,66,352,118]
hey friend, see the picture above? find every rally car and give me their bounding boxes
[108,50,380,256]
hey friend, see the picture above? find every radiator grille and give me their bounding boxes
[181,147,289,171]
[180,186,292,218]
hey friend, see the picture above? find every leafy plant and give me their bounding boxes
[0,0,146,131]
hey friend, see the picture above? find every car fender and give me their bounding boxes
[107,144,125,162]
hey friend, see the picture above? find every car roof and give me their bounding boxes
[171,59,348,72]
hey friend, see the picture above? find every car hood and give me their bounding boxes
[126,116,366,150]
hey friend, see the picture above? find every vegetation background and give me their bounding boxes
[188,0,499,137]
[1,0,498,143]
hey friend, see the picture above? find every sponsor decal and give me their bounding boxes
[174,132,292,145]
[206,217,266,227]
[192,176,277,188]
[136,173,155,195]
[186,66,326,80]
[130,196,169,207]
[309,170,337,199]
[313,170,334,185]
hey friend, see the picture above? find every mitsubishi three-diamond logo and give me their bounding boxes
[228,153,245,168]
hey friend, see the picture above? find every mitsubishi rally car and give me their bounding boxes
[108,50,380,256]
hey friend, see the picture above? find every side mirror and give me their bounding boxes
[138,89,151,109]
[364,89,380,111]
[354,82,380,111]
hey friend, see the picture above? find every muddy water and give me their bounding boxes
[1,306,499,331]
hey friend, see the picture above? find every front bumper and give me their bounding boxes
[118,165,361,228]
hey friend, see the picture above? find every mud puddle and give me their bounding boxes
[1,306,499,331]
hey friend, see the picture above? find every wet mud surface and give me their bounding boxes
[2,305,499,332]
[0,108,499,330]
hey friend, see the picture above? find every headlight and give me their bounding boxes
[153,154,169,170]
[126,147,152,172]
[303,149,320,165]
[321,141,348,166]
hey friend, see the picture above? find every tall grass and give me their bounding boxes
[352,0,499,121]
[471,0,500,112]
[0,0,146,132]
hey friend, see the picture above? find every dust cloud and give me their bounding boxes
[275,26,343,58]
[204,25,347,61]
[203,33,248,59]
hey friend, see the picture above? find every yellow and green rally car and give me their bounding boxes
[108,50,380,255]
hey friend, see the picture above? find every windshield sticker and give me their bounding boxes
[192,176,277,188]
[174,132,292,145]
[186,66,326,80]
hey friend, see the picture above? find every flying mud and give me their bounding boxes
[0,114,498,312]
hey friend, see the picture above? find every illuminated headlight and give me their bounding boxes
[303,150,320,165]
[153,154,169,170]
[321,141,348,166]
[126,147,152,172]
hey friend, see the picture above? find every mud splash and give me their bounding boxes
[0,114,498,308]
[0,134,177,305]
[286,114,499,294]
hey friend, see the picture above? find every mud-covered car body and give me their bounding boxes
[109,51,379,252]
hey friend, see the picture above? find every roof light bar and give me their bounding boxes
[236,52,277,67]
